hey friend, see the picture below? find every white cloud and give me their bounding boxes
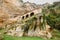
[23,0,60,4]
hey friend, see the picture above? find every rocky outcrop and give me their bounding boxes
[0,0,41,17]
[0,0,41,27]
[0,0,52,39]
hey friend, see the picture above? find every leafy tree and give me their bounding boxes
[45,2,60,30]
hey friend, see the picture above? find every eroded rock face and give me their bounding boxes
[0,0,41,26]
[7,26,24,37]
[4,0,23,7]
[0,0,52,39]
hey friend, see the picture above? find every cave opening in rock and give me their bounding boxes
[26,14,29,18]
[22,16,24,19]
[30,12,34,16]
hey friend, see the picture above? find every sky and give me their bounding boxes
[23,0,60,4]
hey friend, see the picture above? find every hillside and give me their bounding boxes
[0,0,41,27]
[45,1,60,30]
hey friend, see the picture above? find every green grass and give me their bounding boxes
[3,33,60,40]
[3,35,44,40]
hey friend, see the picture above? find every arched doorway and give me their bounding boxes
[26,14,29,18]
[22,16,24,19]
[30,12,34,16]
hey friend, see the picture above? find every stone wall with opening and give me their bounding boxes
[20,8,42,20]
